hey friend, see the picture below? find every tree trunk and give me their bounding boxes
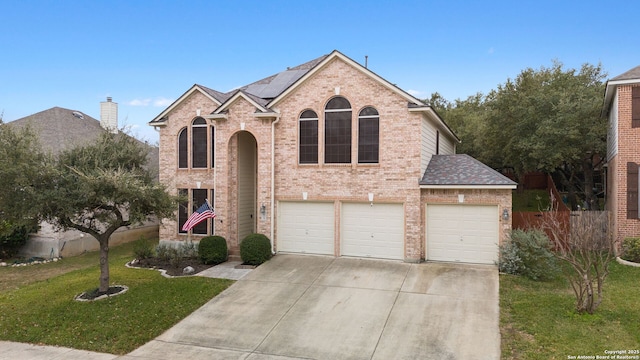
[99,237,110,293]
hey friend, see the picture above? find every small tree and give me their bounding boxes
[42,132,176,293]
[541,206,615,314]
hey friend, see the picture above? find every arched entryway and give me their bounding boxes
[230,131,258,245]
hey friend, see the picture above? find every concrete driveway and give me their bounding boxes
[123,255,499,360]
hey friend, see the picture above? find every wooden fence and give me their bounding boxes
[513,210,609,247]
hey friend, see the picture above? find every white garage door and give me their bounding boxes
[277,202,334,255]
[426,204,498,264]
[342,203,404,260]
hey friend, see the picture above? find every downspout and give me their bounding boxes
[270,114,281,254]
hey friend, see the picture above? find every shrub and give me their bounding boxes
[622,237,640,263]
[198,236,228,265]
[180,241,198,258]
[240,233,272,265]
[155,243,171,262]
[0,224,32,259]
[133,237,154,260]
[499,229,559,281]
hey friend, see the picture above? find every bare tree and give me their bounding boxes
[540,201,615,314]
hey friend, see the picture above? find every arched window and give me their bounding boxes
[178,127,188,168]
[358,107,379,163]
[192,117,207,168]
[299,110,318,164]
[325,97,352,163]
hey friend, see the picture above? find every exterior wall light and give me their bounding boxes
[502,208,509,221]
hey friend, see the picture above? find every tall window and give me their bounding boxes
[178,189,188,233]
[192,117,207,168]
[210,126,215,168]
[358,107,379,163]
[633,87,640,128]
[178,128,188,168]
[299,110,318,164]
[325,97,352,163]
[192,188,208,234]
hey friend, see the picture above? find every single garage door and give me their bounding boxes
[342,203,404,260]
[277,202,334,255]
[426,204,498,264]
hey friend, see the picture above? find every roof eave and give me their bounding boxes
[148,85,222,126]
[214,91,269,114]
[420,184,517,190]
[602,78,640,117]
[409,106,461,143]
[267,50,426,108]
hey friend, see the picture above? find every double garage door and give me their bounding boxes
[277,202,404,260]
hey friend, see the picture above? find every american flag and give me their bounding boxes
[182,200,216,232]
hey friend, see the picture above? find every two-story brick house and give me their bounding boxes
[603,65,640,242]
[149,50,515,264]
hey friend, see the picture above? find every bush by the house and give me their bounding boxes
[622,237,640,263]
[499,229,559,281]
[240,233,272,265]
[0,223,32,259]
[199,236,228,265]
[133,236,154,260]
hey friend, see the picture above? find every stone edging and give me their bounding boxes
[125,260,187,279]
[74,285,129,302]
[616,257,640,268]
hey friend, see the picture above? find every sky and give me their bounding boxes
[1,0,638,143]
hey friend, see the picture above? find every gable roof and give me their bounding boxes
[148,50,458,141]
[420,154,516,189]
[149,84,224,126]
[7,106,159,177]
[602,64,640,117]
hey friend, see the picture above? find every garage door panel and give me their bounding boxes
[427,204,498,264]
[342,203,404,260]
[278,202,334,255]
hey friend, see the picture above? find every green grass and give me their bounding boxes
[500,261,640,359]
[512,189,551,212]
[0,240,233,354]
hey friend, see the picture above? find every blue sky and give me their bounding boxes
[1,0,638,143]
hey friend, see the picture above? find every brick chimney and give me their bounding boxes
[100,97,118,134]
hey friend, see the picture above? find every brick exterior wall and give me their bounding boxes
[608,84,640,242]
[155,56,513,262]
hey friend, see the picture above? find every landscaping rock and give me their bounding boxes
[183,266,195,274]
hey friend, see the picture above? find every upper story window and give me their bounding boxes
[177,118,214,169]
[325,97,352,164]
[358,107,379,163]
[178,128,188,168]
[633,87,640,128]
[192,117,207,168]
[299,110,318,164]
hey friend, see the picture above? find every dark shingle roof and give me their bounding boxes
[610,65,640,81]
[420,154,516,186]
[239,54,329,100]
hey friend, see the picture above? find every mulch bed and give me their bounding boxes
[129,257,215,276]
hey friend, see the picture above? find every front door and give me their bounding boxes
[237,131,257,242]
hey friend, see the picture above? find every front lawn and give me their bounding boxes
[500,261,640,359]
[0,240,233,354]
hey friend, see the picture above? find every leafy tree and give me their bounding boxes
[42,132,176,293]
[429,61,607,209]
[0,120,51,236]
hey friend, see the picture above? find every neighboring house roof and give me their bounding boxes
[6,106,159,177]
[420,154,517,188]
[602,65,640,117]
[148,50,458,142]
